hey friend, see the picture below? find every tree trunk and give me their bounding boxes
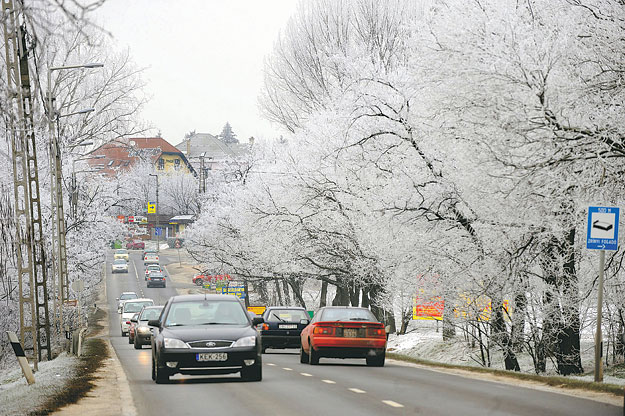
[491,294,520,371]
[511,291,526,353]
[361,289,370,308]
[319,280,328,308]
[286,277,307,309]
[349,283,360,307]
[274,279,283,305]
[281,279,292,306]
[442,294,455,341]
[332,283,349,306]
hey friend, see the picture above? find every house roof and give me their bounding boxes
[88,137,195,176]
[174,133,249,162]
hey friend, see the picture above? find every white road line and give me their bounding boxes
[322,379,336,384]
[300,372,313,377]
[267,363,276,366]
[349,388,366,394]
[382,400,404,408]
[282,367,292,371]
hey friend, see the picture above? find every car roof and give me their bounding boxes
[142,305,163,310]
[121,291,137,295]
[170,294,240,303]
[265,306,306,311]
[124,298,154,303]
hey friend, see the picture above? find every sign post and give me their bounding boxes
[586,206,620,383]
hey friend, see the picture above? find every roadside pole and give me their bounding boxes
[149,174,160,253]
[586,206,620,383]
[6,331,35,385]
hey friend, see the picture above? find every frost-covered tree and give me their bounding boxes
[219,122,238,144]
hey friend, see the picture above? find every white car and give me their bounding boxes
[116,292,138,313]
[143,252,159,265]
[144,264,163,280]
[120,298,154,336]
[112,259,129,273]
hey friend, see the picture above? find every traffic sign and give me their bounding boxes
[154,227,162,236]
[147,202,156,214]
[586,206,619,251]
[174,239,182,248]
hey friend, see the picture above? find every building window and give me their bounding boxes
[158,158,164,170]
[174,159,180,170]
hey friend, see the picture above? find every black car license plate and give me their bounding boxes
[196,353,228,362]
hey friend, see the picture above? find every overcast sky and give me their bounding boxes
[94,0,298,147]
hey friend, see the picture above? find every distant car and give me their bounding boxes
[142,249,157,258]
[259,307,309,353]
[147,271,166,288]
[128,313,140,344]
[117,292,138,313]
[111,259,129,274]
[145,264,164,281]
[144,252,159,265]
[127,240,145,250]
[133,306,164,349]
[114,249,129,261]
[120,298,154,336]
[300,306,387,367]
[149,294,264,383]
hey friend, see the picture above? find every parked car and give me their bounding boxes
[111,259,129,274]
[128,313,140,344]
[116,292,138,313]
[259,307,309,352]
[299,306,387,367]
[149,294,264,383]
[145,264,164,281]
[132,306,164,349]
[120,298,154,336]
[114,249,129,261]
[127,240,145,250]
[144,252,159,265]
[147,271,166,288]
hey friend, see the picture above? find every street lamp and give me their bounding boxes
[149,174,160,252]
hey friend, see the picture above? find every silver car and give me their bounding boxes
[132,305,163,349]
[112,259,129,273]
[116,291,138,313]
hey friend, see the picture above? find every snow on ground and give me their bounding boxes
[0,353,79,416]
[387,320,625,386]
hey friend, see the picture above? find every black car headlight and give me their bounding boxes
[232,336,256,348]
[163,338,189,349]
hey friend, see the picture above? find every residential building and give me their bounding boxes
[174,132,251,174]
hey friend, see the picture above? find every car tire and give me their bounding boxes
[240,364,262,381]
[121,329,127,337]
[300,347,309,363]
[309,344,320,365]
[154,359,170,384]
[195,279,203,286]
[134,337,141,349]
[366,352,385,367]
[151,357,156,381]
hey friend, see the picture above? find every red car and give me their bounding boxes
[126,240,145,250]
[300,306,387,367]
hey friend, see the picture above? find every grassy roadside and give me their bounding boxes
[30,309,110,416]
[387,352,625,397]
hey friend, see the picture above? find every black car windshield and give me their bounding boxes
[164,300,248,327]
[321,308,377,322]
[120,293,137,300]
[124,301,153,313]
[266,309,308,322]
[140,307,163,321]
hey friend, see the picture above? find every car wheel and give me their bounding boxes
[366,351,385,367]
[195,279,203,286]
[151,357,156,381]
[134,337,141,350]
[154,360,170,384]
[309,344,320,365]
[240,364,262,381]
[121,329,127,337]
[300,347,309,363]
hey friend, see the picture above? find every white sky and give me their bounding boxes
[94,0,298,147]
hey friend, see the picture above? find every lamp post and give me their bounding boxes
[47,62,103,341]
[149,174,160,252]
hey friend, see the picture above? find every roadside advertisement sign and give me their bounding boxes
[247,306,266,315]
[413,295,444,321]
[220,285,246,299]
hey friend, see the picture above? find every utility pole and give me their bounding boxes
[3,0,52,365]
[149,174,160,252]
[199,153,205,193]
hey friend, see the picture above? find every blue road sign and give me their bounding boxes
[586,206,619,251]
[154,227,162,236]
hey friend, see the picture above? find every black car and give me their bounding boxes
[259,307,309,353]
[147,271,166,288]
[149,294,264,383]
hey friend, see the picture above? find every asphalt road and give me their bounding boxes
[106,250,622,416]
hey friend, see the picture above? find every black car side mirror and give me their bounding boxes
[252,317,264,326]
[300,319,310,325]
[147,319,160,327]
[130,318,138,323]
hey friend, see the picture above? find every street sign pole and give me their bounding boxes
[586,205,619,383]
[594,250,605,382]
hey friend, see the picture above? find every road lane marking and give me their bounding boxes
[282,367,292,371]
[349,388,366,394]
[300,372,313,377]
[267,363,276,366]
[322,379,336,384]
[382,400,404,408]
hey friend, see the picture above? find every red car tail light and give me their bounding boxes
[366,327,385,337]
[313,325,335,335]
